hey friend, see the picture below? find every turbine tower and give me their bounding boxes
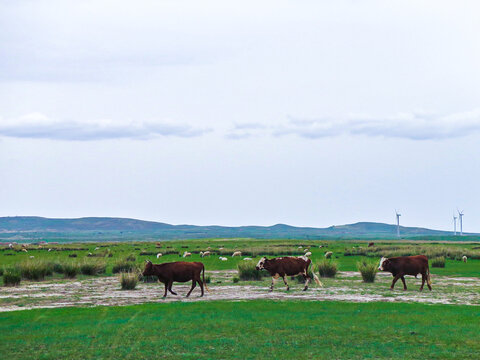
[458,209,464,236]
[453,213,457,236]
[395,210,401,238]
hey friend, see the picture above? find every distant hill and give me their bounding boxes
[0,216,466,242]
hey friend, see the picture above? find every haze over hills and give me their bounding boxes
[0,216,468,242]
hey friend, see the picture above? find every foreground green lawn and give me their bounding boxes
[1,300,479,359]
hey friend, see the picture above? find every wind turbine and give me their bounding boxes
[457,209,464,236]
[453,213,457,236]
[395,210,401,238]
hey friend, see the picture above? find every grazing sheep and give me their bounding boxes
[201,251,211,258]
[183,251,192,258]
[219,257,228,261]
[305,252,312,257]
[48,248,52,252]
[219,247,224,250]
[303,248,309,253]
[318,245,324,248]
[8,243,13,249]
[462,255,467,263]
[156,253,162,258]
[325,251,333,259]
[243,257,253,261]
[232,251,242,257]
[95,247,100,250]
[22,249,28,253]
[207,246,211,250]
[29,255,34,259]
[298,246,303,249]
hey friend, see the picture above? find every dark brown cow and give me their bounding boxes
[255,256,322,292]
[368,242,375,247]
[378,255,432,291]
[142,260,209,298]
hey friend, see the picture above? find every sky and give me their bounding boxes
[1,0,480,231]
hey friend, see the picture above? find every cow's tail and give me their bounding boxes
[202,265,210,293]
[310,262,323,287]
[426,263,432,287]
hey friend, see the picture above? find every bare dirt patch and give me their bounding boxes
[1,270,479,312]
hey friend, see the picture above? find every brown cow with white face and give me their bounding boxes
[378,255,432,291]
[142,260,209,298]
[255,256,322,292]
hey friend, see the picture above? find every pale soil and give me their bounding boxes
[0,271,479,312]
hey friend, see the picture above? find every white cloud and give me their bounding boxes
[0,113,211,140]
[269,109,480,140]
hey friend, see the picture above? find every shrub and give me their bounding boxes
[357,260,377,283]
[3,268,21,286]
[113,259,138,274]
[125,254,136,262]
[80,260,106,275]
[317,260,338,278]
[68,253,77,258]
[0,268,3,276]
[52,262,64,274]
[120,272,138,290]
[237,260,264,280]
[233,277,239,283]
[205,276,211,284]
[431,257,446,268]
[18,260,53,281]
[62,263,79,278]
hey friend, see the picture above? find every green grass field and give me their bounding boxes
[0,300,479,359]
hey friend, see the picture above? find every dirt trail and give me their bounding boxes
[1,271,479,312]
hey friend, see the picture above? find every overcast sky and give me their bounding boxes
[1,0,480,231]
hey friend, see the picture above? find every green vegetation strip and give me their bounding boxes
[0,300,479,359]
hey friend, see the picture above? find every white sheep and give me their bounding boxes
[305,252,312,257]
[156,253,162,258]
[8,243,13,249]
[232,251,242,257]
[462,255,468,263]
[22,248,28,253]
[298,246,303,249]
[29,255,34,259]
[243,257,253,261]
[95,247,100,250]
[201,251,211,258]
[48,248,52,252]
[219,257,228,261]
[183,251,192,258]
[304,248,309,253]
[325,251,333,259]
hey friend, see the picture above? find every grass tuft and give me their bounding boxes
[357,260,377,283]
[431,257,446,268]
[120,272,138,290]
[3,267,21,286]
[237,260,264,280]
[317,260,338,278]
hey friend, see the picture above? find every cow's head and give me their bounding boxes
[378,257,390,271]
[142,260,154,276]
[255,257,267,270]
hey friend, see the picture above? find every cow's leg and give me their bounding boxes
[400,276,407,291]
[168,281,177,295]
[198,278,204,297]
[303,270,311,291]
[420,274,426,291]
[282,275,289,291]
[270,275,279,292]
[390,274,401,290]
[186,279,196,297]
[163,282,168,298]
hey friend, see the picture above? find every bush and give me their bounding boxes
[80,260,106,275]
[233,277,239,283]
[68,253,77,258]
[125,254,136,262]
[431,257,446,268]
[3,268,21,286]
[317,260,338,278]
[237,261,264,281]
[120,272,138,290]
[205,276,211,284]
[113,259,138,274]
[18,260,53,281]
[63,263,80,278]
[52,262,64,274]
[357,260,378,283]
[0,268,3,276]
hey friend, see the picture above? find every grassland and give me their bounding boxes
[0,300,479,359]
